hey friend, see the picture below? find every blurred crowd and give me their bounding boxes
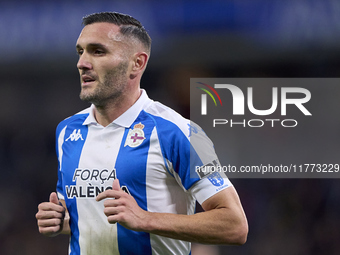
[1,59,340,255]
[1,0,340,254]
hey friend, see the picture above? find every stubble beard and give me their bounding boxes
[79,61,129,107]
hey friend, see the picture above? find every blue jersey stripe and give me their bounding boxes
[146,114,201,190]
[58,114,89,255]
[115,113,153,255]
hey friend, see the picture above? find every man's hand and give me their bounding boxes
[36,192,66,237]
[96,179,149,232]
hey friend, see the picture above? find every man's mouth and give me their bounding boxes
[81,75,96,85]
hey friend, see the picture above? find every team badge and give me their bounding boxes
[207,172,224,187]
[124,122,146,148]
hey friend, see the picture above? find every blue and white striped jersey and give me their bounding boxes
[56,90,232,255]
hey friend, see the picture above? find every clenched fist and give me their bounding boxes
[36,192,66,237]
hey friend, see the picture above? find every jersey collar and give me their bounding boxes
[83,89,151,128]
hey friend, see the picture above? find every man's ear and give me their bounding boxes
[130,52,149,78]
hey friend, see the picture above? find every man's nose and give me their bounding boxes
[77,53,92,70]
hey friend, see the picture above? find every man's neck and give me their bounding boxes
[93,89,142,127]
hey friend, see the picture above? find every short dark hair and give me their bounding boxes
[82,12,151,53]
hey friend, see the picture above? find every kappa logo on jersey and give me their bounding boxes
[187,123,198,137]
[124,122,146,148]
[66,129,84,141]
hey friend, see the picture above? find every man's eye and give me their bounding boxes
[94,50,105,55]
[77,50,83,56]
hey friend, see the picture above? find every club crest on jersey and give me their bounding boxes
[207,172,224,187]
[124,122,146,148]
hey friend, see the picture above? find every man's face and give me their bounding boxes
[76,22,131,106]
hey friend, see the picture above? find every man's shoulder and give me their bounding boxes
[56,107,91,133]
[143,101,190,136]
[143,100,210,148]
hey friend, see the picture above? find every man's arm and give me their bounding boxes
[59,199,71,235]
[36,193,71,237]
[96,179,248,245]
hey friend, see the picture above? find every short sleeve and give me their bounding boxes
[190,171,232,205]
[188,122,233,204]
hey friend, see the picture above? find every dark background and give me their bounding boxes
[1,0,340,254]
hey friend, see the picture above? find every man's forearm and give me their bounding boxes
[141,187,248,245]
[96,181,248,244]
[60,216,71,235]
[59,200,71,235]
[142,207,247,245]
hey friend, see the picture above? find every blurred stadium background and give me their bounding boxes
[1,0,340,254]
